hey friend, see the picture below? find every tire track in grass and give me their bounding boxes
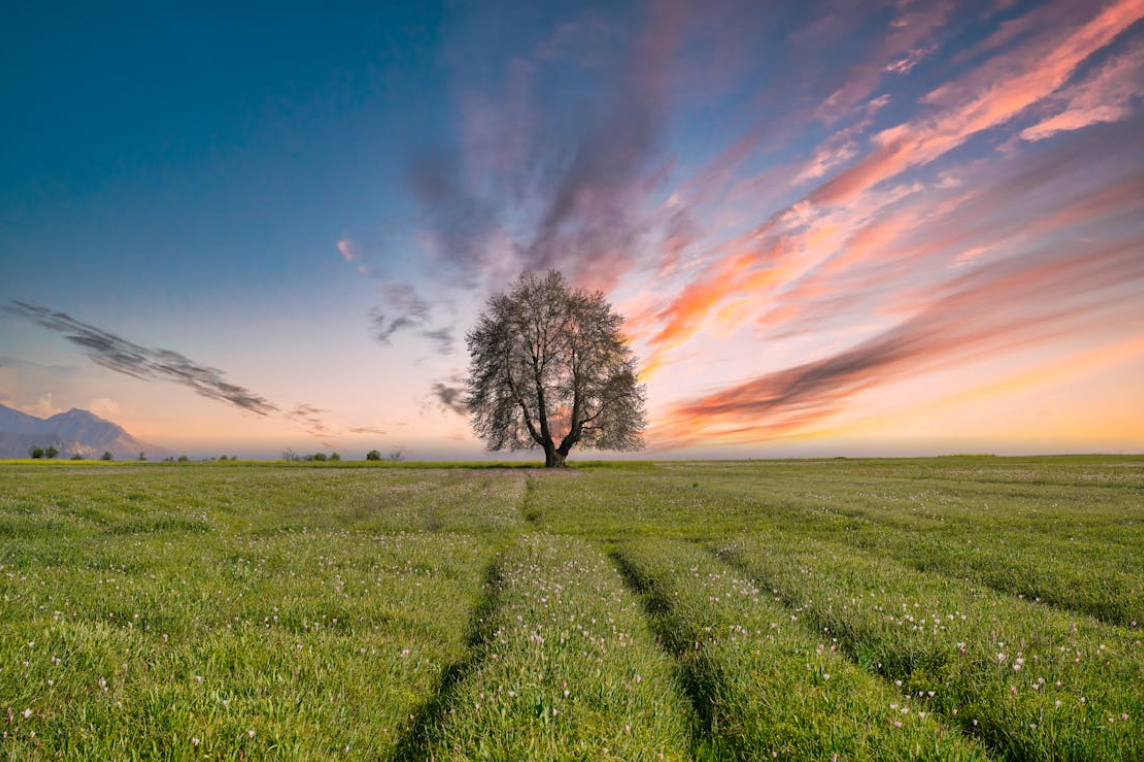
[614,539,992,762]
[718,533,1144,762]
[405,534,694,761]
[787,500,1144,629]
[521,475,542,524]
[610,545,725,761]
[388,551,508,762]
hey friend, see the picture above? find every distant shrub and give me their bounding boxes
[312,453,328,462]
[70,453,83,461]
[45,445,59,459]
[329,452,341,461]
[177,455,189,462]
[366,450,382,461]
[138,452,147,461]
[28,446,44,459]
[101,451,113,461]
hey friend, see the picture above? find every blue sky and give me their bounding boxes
[2,0,1143,458]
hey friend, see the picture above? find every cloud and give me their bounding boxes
[348,426,387,435]
[368,282,431,345]
[1020,37,1144,141]
[654,236,1144,447]
[630,1,1144,376]
[86,397,124,420]
[287,404,331,438]
[405,152,500,283]
[5,301,345,441]
[428,376,468,416]
[18,394,64,419]
[6,301,280,416]
[0,354,78,374]
[337,239,357,262]
[812,0,1144,206]
[420,327,455,355]
[812,0,953,123]
[402,1,688,294]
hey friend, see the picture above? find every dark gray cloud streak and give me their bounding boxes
[353,269,454,355]
[6,301,280,416]
[406,1,687,292]
[429,376,468,416]
[368,282,431,345]
[6,301,414,444]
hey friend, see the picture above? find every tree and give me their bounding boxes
[45,445,59,459]
[101,451,113,461]
[465,270,646,468]
[28,445,44,459]
[365,449,382,461]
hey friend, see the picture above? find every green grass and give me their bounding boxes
[1,456,1141,759]
[614,538,990,760]
[400,534,694,761]
[719,533,1143,761]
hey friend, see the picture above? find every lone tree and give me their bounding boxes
[465,270,646,468]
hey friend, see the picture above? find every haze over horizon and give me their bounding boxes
[3,0,1143,460]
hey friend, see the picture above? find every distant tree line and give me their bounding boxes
[27,446,119,461]
[281,448,343,462]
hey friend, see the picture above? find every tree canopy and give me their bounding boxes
[465,270,646,467]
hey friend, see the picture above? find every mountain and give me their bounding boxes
[0,404,47,434]
[0,403,167,459]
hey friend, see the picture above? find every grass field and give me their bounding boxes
[1,456,1141,760]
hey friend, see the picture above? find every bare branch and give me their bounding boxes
[464,270,646,466]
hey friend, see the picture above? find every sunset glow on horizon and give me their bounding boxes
[2,0,1143,459]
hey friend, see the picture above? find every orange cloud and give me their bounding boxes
[811,0,1144,206]
[1021,37,1144,140]
[651,237,1144,448]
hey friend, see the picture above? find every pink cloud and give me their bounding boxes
[814,0,954,123]
[812,0,1144,206]
[653,236,1144,447]
[1021,37,1144,140]
[337,239,357,262]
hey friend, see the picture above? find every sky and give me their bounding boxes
[2,0,1143,459]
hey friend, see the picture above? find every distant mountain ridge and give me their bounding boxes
[0,403,166,459]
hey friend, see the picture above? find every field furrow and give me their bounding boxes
[407,533,694,761]
[721,533,1144,762]
[694,461,1144,627]
[0,530,492,760]
[615,539,992,761]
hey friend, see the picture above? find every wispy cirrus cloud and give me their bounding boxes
[1021,35,1144,140]
[6,301,280,416]
[368,282,431,345]
[812,0,1144,207]
[631,0,1144,378]
[654,236,1144,447]
[400,0,688,293]
[427,374,468,417]
[5,301,346,441]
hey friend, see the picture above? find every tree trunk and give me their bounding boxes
[544,446,567,468]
